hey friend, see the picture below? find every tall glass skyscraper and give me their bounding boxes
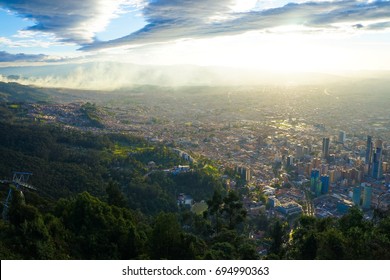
[320,175,329,194]
[352,186,361,206]
[362,185,372,209]
[366,135,373,169]
[339,131,346,144]
[372,146,383,179]
[322,137,330,160]
[310,169,322,196]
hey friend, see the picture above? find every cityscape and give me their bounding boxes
[13,81,390,222]
[1,0,390,265]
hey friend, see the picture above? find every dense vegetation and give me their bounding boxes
[266,207,390,259]
[1,102,390,259]
[0,105,222,213]
[0,104,257,259]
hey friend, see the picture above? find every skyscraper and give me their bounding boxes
[320,175,329,194]
[362,185,372,209]
[287,155,294,167]
[352,186,361,206]
[372,141,383,179]
[310,169,321,196]
[339,131,346,144]
[296,144,303,159]
[366,135,373,164]
[236,166,251,182]
[322,137,330,159]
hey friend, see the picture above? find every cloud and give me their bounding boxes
[1,31,68,48]
[0,51,50,62]
[0,0,133,44]
[366,20,390,30]
[2,0,389,52]
[82,0,390,50]
[0,50,83,64]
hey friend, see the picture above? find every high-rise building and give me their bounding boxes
[339,131,346,144]
[320,175,329,194]
[310,169,321,195]
[321,164,328,175]
[287,155,294,167]
[366,135,373,165]
[236,166,251,182]
[362,184,372,209]
[352,186,361,206]
[296,144,303,159]
[328,170,335,183]
[372,141,383,179]
[322,137,330,159]
[313,158,321,169]
[350,168,362,183]
[382,162,389,174]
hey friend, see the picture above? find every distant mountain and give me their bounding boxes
[0,81,50,103]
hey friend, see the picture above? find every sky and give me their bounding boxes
[1,0,390,88]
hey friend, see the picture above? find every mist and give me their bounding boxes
[0,62,356,90]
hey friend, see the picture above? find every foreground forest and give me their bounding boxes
[1,103,390,259]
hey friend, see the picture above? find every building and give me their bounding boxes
[366,136,373,174]
[236,166,251,182]
[372,141,383,179]
[352,186,361,206]
[287,155,294,167]
[322,137,330,159]
[321,164,328,175]
[276,202,303,216]
[350,168,362,183]
[320,175,330,194]
[267,196,278,208]
[383,162,389,174]
[337,200,353,214]
[328,170,335,183]
[177,193,193,207]
[362,184,372,209]
[172,165,190,175]
[296,144,304,159]
[339,131,346,144]
[310,169,321,196]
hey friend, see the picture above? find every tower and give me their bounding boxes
[2,172,35,220]
[339,131,346,144]
[362,184,372,209]
[366,136,373,175]
[296,144,303,159]
[310,169,320,194]
[320,175,329,194]
[372,148,383,179]
[352,186,361,206]
[237,166,251,182]
[322,137,330,160]
[287,155,294,167]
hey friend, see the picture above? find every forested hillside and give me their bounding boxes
[1,102,390,260]
[0,104,255,259]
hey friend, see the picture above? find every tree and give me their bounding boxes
[207,190,224,234]
[106,181,127,208]
[317,228,345,259]
[268,220,287,257]
[221,191,247,230]
[55,192,141,259]
[150,212,183,259]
